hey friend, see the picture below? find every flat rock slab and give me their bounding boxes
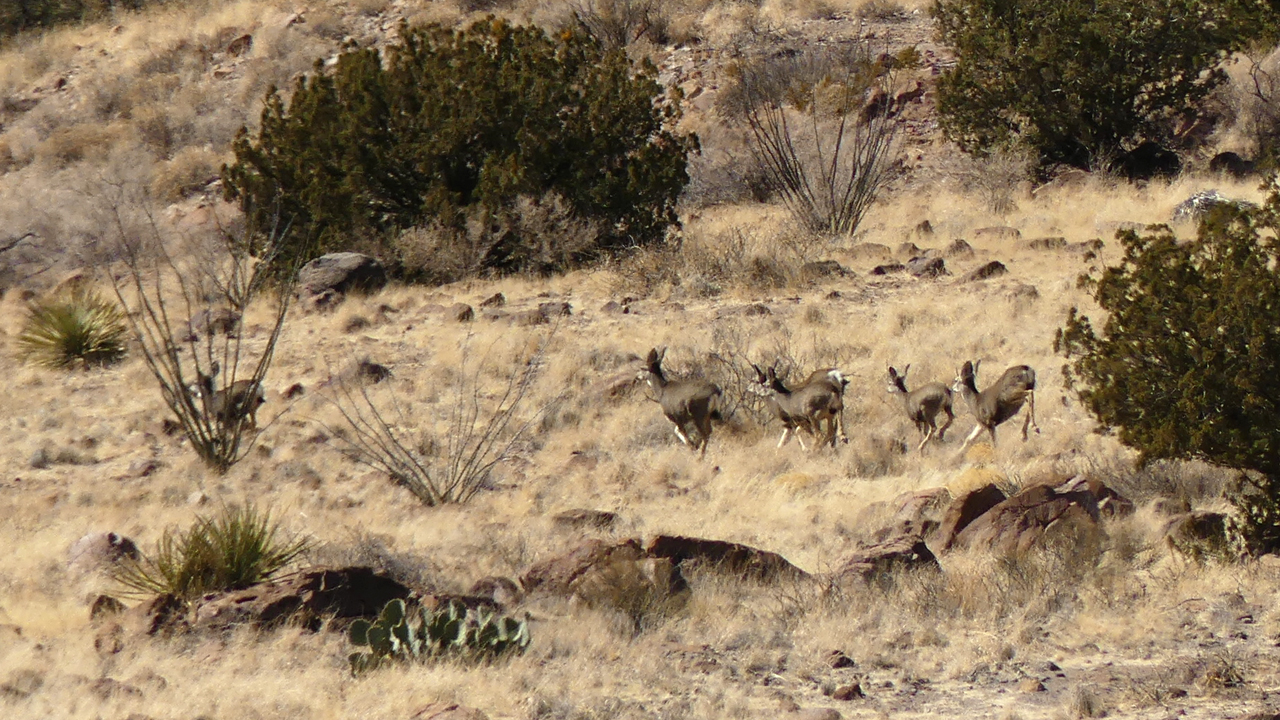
[645,535,808,582]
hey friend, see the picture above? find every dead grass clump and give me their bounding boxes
[133,105,196,159]
[855,0,907,20]
[1068,685,1107,717]
[35,123,126,168]
[149,146,220,202]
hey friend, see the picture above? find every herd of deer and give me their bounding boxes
[183,345,1038,461]
[637,348,1039,457]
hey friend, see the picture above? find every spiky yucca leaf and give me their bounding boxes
[16,291,127,369]
[111,504,310,601]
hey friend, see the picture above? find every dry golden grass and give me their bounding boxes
[1,2,1278,719]
[2,169,1277,719]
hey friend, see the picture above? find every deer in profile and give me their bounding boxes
[886,365,954,451]
[192,361,266,430]
[750,364,848,450]
[636,348,723,457]
[951,360,1038,452]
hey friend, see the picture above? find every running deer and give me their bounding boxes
[636,348,723,457]
[951,360,1039,452]
[886,365,954,451]
[750,364,848,450]
[193,362,266,430]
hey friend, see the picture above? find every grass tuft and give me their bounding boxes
[111,504,310,601]
[16,290,128,369]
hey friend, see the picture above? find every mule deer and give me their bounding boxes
[951,360,1038,452]
[750,364,848,450]
[636,348,722,457]
[886,365,954,451]
[193,361,266,430]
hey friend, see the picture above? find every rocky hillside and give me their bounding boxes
[1,2,1278,720]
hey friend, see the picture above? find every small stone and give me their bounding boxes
[961,260,1008,282]
[832,683,864,700]
[946,238,974,257]
[513,308,550,326]
[126,458,162,478]
[792,709,842,720]
[281,383,305,400]
[906,256,947,278]
[449,303,474,322]
[538,301,572,317]
[552,509,619,530]
[479,292,506,308]
[1017,678,1046,693]
[90,595,126,623]
[187,491,209,506]
[827,650,856,669]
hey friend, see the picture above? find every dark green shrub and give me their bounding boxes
[16,290,127,369]
[933,0,1261,170]
[1056,193,1280,553]
[111,504,310,601]
[223,18,695,280]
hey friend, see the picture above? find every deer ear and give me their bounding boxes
[902,364,910,376]
[973,359,981,375]
[751,364,765,381]
[646,348,659,363]
[657,347,667,362]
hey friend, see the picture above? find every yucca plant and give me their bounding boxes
[16,291,128,368]
[112,504,310,601]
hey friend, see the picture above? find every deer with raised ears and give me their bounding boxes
[192,361,266,430]
[636,348,723,457]
[951,360,1039,452]
[750,364,849,450]
[886,365,954,451]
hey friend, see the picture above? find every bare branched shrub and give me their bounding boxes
[324,335,561,506]
[722,42,902,237]
[570,0,669,50]
[945,147,1033,216]
[109,194,294,474]
[1229,47,1280,167]
[394,194,600,285]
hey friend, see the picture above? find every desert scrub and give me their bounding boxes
[111,504,310,601]
[224,18,695,280]
[16,290,127,368]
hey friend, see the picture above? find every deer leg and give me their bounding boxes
[917,426,934,452]
[958,423,985,453]
[796,430,809,451]
[938,408,954,441]
[673,425,692,447]
[696,416,713,456]
[777,427,793,449]
[836,407,849,444]
[1022,391,1040,440]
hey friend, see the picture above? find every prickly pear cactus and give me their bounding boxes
[348,598,530,674]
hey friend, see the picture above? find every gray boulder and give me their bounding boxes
[297,253,387,300]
